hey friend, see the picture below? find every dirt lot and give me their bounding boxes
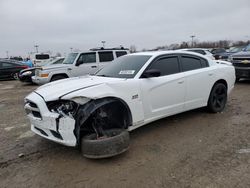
[0,80,250,188]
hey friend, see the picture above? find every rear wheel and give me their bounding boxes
[50,75,67,82]
[207,83,227,113]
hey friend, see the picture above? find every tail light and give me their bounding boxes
[17,66,29,69]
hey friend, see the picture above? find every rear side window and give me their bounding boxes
[200,59,209,68]
[116,51,127,58]
[148,56,180,76]
[35,54,50,60]
[181,56,208,71]
[98,51,114,62]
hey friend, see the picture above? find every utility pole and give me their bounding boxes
[101,41,106,48]
[34,45,39,53]
[190,35,195,47]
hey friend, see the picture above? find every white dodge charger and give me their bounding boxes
[24,51,235,158]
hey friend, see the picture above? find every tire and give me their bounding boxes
[13,73,19,80]
[207,83,227,113]
[50,75,66,82]
[81,128,130,159]
[235,77,240,82]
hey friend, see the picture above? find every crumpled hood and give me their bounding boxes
[34,76,125,101]
[42,63,70,70]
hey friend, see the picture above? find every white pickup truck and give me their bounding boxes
[32,48,129,84]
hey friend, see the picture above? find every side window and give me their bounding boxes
[116,51,127,58]
[181,56,202,71]
[148,56,180,76]
[200,58,209,68]
[77,53,96,65]
[2,62,15,68]
[98,51,114,62]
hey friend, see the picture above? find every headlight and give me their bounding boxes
[47,100,78,117]
[22,71,32,76]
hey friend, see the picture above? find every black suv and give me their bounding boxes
[230,44,250,81]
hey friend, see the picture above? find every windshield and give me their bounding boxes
[40,58,63,66]
[229,46,244,53]
[96,55,151,79]
[244,45,250,52]
[63,53,78,64]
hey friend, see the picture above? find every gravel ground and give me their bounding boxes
[0,80,250,188]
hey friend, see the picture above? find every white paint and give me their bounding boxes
[237,149,250,154]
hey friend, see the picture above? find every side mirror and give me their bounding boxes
[142,69,161,78]
[76,59,83,66]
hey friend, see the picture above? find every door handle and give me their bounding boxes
[178,80,184,84]
[208,73,213,76]
[91,66,97,68]
[67,68,72,71]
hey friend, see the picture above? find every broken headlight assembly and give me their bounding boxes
[47,100,79,118]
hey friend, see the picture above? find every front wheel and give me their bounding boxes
[207,83,227,113]
[13,73,19,80]
[81,128,130,159]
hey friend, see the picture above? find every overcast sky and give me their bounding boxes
[0,0,250,57]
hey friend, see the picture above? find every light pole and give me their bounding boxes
[6,51,9,58]
[34,45,39,53]
[101,41,106,48]
[70,47,73,52]
[190,35,195,47]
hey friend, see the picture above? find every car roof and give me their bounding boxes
[180,48,209,51]
[130,50,208,57]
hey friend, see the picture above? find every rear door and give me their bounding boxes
[98,51,114,70]
[179,54,214,110]
[140,55,186,121]
[72,52,98,76]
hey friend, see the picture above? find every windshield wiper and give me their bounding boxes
[96,74,110,77]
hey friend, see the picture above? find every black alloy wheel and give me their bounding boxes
[207,83,227,113]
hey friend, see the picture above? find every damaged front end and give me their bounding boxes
[24,92,82,146]
[25,91,132,148]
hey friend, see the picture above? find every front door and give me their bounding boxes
[140,55,186,122]
[72,52,98,77]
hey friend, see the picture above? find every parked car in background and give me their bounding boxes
[178,48,215,60]
[19,57,65,83]
[217,46,245,61]
[32,48,129,85]
[24,51,235,159]
[32,53,50,66]
[210,48,227,60]
[0,59,29,80]
[10,56,23,61]
[229,44,250,81]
